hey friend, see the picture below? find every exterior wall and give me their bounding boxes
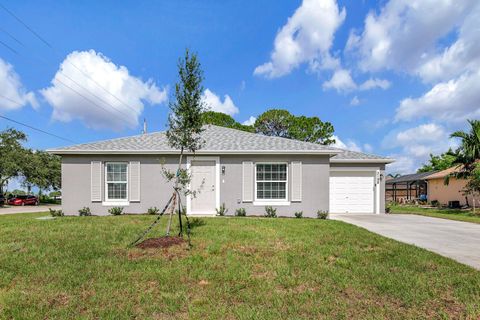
[61,154,330,217]
[428,178,480,206]
[61,154,387,216]
[220,154,330,218]
[62,155,183,215]
[329,163,387,213]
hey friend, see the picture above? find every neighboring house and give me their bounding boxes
[425,167,480,207]
[48,125,393,217]
[385,172,433,203]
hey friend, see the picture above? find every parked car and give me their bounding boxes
[8,195,39,206]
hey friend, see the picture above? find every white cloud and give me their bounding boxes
[416,3,480,83]
[41,50,167,130]
[0,58,37,111]
[358,78,391,91]
[395,70,480,124]
[349,96,360,106]
[202,89,239,116]
[332,135,362,152]
[323,69,391,93]
[348,0,476,75]
[382,123,457,173]
[363,143,373,153]
[385,155,416,175]
[242,116,256,126]
[254,0,346,78]
[322,69,356,92]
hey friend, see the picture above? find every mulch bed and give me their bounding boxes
[135,236,186,249]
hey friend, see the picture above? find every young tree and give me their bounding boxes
[164,49,206,235]
[0,128,28,195]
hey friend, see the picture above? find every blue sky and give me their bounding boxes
[0,0,479,176]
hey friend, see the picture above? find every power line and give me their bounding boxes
[0,94,76,143]
[0,3,141,115]
[0,3,52,48]
[0,39,133,124]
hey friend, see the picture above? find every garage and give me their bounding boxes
[329,171,377,214]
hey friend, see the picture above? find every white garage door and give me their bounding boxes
[330,171,375,213]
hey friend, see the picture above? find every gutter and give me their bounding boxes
[47,149,342,156]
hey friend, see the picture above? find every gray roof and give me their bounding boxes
[386,171,437,184]
[48,125,392,162]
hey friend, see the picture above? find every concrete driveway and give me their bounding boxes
[0,204,60,215]
[331,213,480,270]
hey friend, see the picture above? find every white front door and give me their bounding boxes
[189,159,217,215]
[329,171,375,213]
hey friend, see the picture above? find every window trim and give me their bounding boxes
[104,162,129,203]
[254,162,289,204]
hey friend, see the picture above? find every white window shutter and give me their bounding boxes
[91,161,102,202]
[242,161,254,202]
[129,161,140,202]
[291,161,302,202]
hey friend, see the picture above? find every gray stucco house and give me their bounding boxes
[49,125,393,217]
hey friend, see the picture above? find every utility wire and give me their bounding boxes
[0,39,133,124]
[0,3,141,115]
[0,94,76,143]
[0,3,52,48]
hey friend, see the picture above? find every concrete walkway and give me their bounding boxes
[331,213,480,270]
[0,204,60,215]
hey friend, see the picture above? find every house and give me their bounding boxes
[425,167,480,207]
[48,125,393,217]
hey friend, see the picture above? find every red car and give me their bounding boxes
[8,195,39,206]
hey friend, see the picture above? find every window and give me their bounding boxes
[256,163,287,201]
[105,163,128,201]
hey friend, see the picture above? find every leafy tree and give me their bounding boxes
[254,109,292,138]
[288,115,335,145]
[448,120,480,212]
[254,109,335,145]
[0,128,27,195]
[21,150,61,195]
[201,111,254,132]
[417,150,456,173]
[164,49,206,235]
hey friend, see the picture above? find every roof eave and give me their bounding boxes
[47,149,341,155]
[330,159,395,164]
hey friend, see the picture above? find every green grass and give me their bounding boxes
[1,213,480,319]
[390,205,480,224]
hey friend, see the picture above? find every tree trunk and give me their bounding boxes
[166,147,184,236]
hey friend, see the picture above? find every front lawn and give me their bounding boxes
[389,204,480,224]
[1,213,480,319]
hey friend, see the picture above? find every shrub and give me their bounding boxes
[147,206,160,215]
[216,203,228,216]
[294,211,303,218]
[317,210,328,219]
[49,208,64,217]
[385,207,391,214]
[431,200,440,207]
[78,207,91,216]
[235,208,246,217]
[108,207,123,215]
[264,206,277,218]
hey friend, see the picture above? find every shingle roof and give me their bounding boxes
[48,125,392,162]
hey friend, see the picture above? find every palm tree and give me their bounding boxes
[449,120,480,212]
